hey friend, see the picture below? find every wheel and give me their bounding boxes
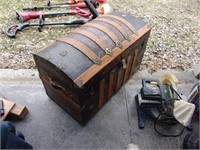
[183,132,199,149]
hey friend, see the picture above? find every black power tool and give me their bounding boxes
[135,78,177,129]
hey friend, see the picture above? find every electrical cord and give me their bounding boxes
[154,110,185,137]
[153,85,185,137]
[170,87,182,100]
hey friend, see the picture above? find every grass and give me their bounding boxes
[0,0,76,52]
[0,0,200,71]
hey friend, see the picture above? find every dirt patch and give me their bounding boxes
[0,0,200,72]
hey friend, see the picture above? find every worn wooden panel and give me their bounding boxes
[123,55,133,84]
[108,69,116,99]
[129,49,139,76]
[98,79,105,108]
[115,67,124,92]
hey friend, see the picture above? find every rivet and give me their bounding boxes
[60,64,67,70]
[75,80,83,87]
[45,56,51,61]
[57,62,66,70]
[60,51,67,56]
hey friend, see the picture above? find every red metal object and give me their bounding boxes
[16,8,91,22]
[97,0,106,3]
[23,3,90,11]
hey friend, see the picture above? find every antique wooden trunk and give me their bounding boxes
[33,11,151,125]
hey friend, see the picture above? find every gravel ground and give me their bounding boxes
[0,0,199,72]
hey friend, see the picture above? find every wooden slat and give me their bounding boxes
[132,49,145,75]
[99,79,105,108]
[123,55,132,84]
[127,54,135,80]
[108,69,115,99]
[74,24,150,87]
[104,78,109,103]
[129,49,139,77]
[115,68,123,92]
[0,98,15,121]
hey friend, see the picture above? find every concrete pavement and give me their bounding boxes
[0,69,199,149]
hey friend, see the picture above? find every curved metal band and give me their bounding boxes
[95,17,128,38]
[71,28,112,56]
[84,22,119,46]
[57,37,101,65]
[105,14,136,33]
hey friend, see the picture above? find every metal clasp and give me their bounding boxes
[125,35,131,42]
[59,50,67,56]
[116,41,122,48]
[132,29,138,35]
[105,48,112,56]
[92,56,101,65]
[122,59,127,69]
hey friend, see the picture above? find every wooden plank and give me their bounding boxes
[115,67,123,92]
[10,103,28,119]
[98,79,105,108]
[108,69,115,99]
[129,49,139,76]
[123,55,132,84]
[0,98,15,121]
